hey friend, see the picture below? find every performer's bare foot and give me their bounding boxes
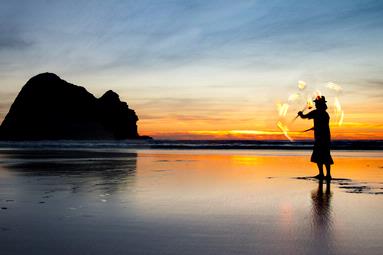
[313,174,324,179]
[326,175,332,180]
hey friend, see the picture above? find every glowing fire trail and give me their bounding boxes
[288,93,300,102]
[276,80,345,142]
[334,97,344,126]
[298,80,306,90]
[277,121,293,142]
[326,82,342,92]
[277,103,289,117]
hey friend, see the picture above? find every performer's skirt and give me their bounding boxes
[311,143,334,165]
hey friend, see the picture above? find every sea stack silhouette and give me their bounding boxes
[0,72,150,140]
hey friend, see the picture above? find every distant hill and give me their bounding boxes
[0,73,150,140]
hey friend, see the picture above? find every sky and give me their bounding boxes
[0,0,383,140]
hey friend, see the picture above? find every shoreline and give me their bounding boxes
[0,139,382,150]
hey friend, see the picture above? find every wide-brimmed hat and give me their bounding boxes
[313,96,327,103]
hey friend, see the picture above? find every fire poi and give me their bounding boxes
[276,81,344,141]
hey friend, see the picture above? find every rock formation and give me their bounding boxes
[0,72,148,140]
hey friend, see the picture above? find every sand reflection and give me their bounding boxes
[311,180,334,253]
[0,149,138,194]
[0,149,382,255]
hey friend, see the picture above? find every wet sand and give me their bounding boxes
[0,149,382,255]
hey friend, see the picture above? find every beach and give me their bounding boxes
[0,148,382,255]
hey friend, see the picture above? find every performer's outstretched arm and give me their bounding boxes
[298,111,310,119]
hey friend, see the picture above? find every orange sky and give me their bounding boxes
[135,96,383,140]
[1,78,382,140]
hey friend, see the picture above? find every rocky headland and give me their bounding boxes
[0,73,150,140]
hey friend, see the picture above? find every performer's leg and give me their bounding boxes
[325,164,331,179]
[316,163,324,179]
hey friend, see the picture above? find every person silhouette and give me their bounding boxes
[298,96,334,180]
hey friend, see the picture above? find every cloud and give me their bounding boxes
[0,23,33,50]
[2,0,383,74]
[0,35,32,50]
[366,79,383,88]
[66,0,383,75]
[170,114,227,122]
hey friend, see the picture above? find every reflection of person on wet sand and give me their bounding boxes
[298,96,334,180]
[311,180,333,253]
[311,180,332,228]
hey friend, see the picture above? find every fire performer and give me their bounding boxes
[298,96,333,180]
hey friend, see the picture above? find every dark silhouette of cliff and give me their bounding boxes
[0,72,150,140]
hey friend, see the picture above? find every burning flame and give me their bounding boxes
[277,121,293,141]
[306,96,314,110]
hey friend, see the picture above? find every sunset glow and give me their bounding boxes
[0,1,382,140]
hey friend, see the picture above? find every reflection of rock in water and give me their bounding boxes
[310,180,334,254]
[1,149,137,194]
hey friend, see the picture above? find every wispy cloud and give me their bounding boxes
[0,34,32,50]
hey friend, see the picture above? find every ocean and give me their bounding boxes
[0,139,382,150]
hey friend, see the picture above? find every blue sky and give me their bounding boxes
[1,0,383,137]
